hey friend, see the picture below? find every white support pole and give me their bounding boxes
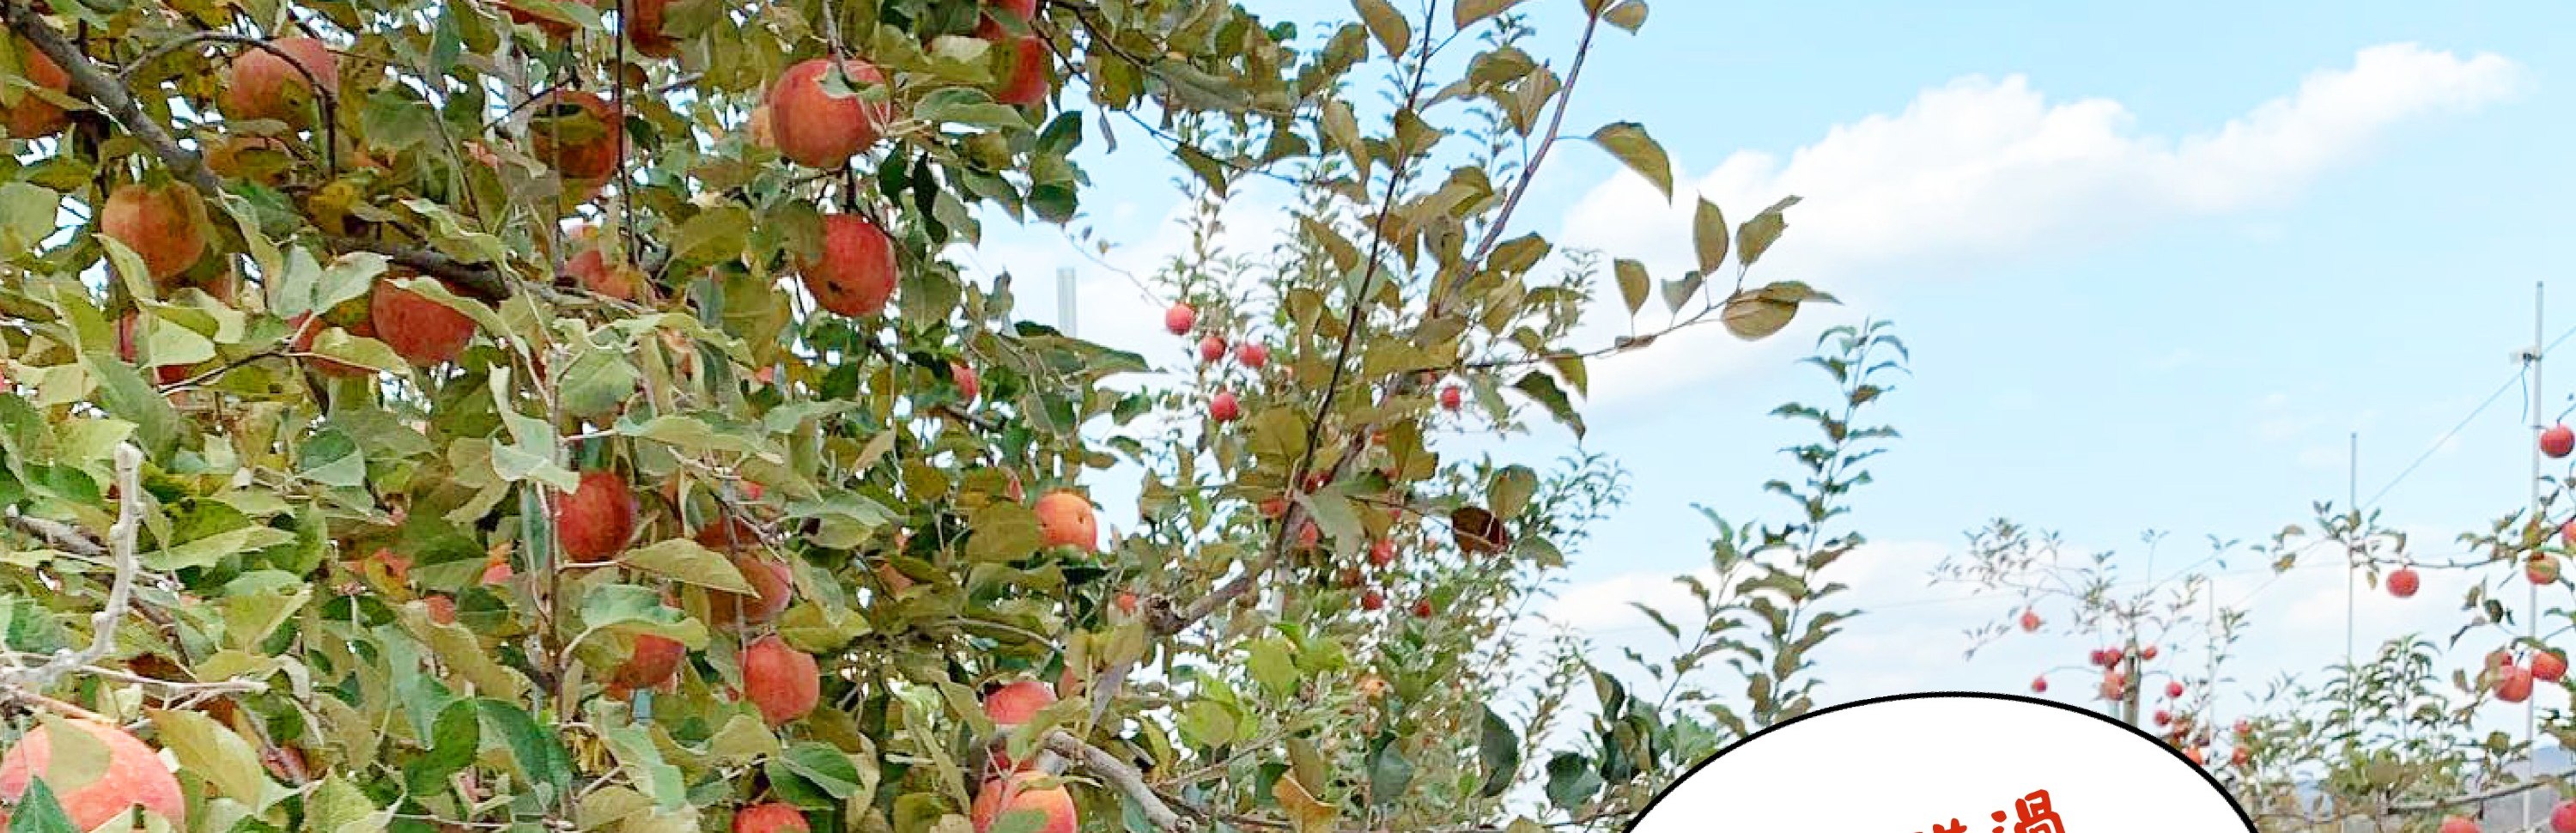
[2529,281,2546,831]
[1059,266,1078,338]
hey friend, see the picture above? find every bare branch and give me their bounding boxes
[1042,730,1189,833]
[5,443,143,692]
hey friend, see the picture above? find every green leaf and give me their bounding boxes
[1246,637,1298,697]
[671,205,754,265]
[0,182,60,255]
[770,742,865,800]
[1454,0,1528,28]
[1736,195,1801,268]
[1352,0,1411,58]
[1511,371,1584,439]
[305,774,389,833]
[1488,465,1537,519]
[87,355,185,459]
[577,583,710,648]
[479,699,575,796]
[1477,706,1522,798]
[1542,753,1603,810]
[1692,198,1728,275]
[621,538,754,593]
[1721,282,1833,342]
[6,776,76,833]
[1613,258,1648,317]
[405,698,482,796]
[966,501,1046,562]
[604,725,688,812]
[148,708,271,806]
[1366,734,1416,800]
[1589,122,1673,200]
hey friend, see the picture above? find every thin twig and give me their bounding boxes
[1042,730,1188,833]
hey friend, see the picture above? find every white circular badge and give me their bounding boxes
[1630,693,2252,833]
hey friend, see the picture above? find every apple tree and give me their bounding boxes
[0,0,1856,832]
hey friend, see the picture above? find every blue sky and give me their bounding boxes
[957,1,2576,733]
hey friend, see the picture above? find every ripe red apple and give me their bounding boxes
[971,772,1077,833]
[1163,302,1195,335]
[797,213,896,317]
[1235,342,1268,368]
[2553,800,2576,833]
[425,594,459,624]
[221,37,338,125]
[1438,384,1462,412]
[527,90,623,182]
[372,279,477,365]
[481,556,514,586]
[1034,490,1097,551]
[1295,520,1320,550]
[2534,552,2561,586]
[953,361,981,401]
[5,37,70,138]
[550,471,638,562]
[2233,720,2251,736]
[101,181,208,286]
[1114,591,1138,616]
[611,634,687,691]
[2142,645,2160,660]
[625,0,677,58]
[988,0,1038,19]
[699,519,796,627]
[2153,709,2170,727]
[2440,816,2480,833]
[2387,566,2420,599]
[766,58,890,168]
[1198,334,1226,364]
[1361,589,1384,611]
[2229,746,2250,767]
[1411,599,1433,618]
[566,243,642,301]
[984,679,1056,727]
[974,21,1049,108]
[2029,676,2047,694]
[1369,538,1395,567]
[733,803,808,833]
[1209,390,1241,423]
[0,717,187,832]
[2548,424,2576,459]
[2499,664,2536,703]
[2018,609,2041,633]
[742,635,819,727]
[2537,650,2569,684]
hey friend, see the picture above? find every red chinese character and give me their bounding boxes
[1928,820,1966,833]
[2014,789,2064,833]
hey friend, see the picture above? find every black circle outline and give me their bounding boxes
[1614,690,2257,831]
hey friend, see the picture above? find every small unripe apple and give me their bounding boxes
[1209,390,1241,423]
[1235,341,1268,368]
[2547,424,2576,459]
[2387,566,2420,599]
[1199,334,1226,364]
[742,635,819,726]
[1163,302,1195,336]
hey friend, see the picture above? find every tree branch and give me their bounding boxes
[1042,730,1189,833]
[3,443,142,692]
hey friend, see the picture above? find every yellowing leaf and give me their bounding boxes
[621,538,755,593]
[1455,0,1528,28]
[146,708,272,806]
[1613,258,1649,316]
[1271,770,1337,833]
[1352,0,1411,58]
[1589,122,1673,200]
[1692,198,1728,275]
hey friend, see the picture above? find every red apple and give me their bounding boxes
[2029,676,2047,694]
[2440,817,2480,833]
[5,37,70,138]
[2499,664,2536,703]
[100,181,209,286]
[1234,341,1268,368]
[2018,609,2041,633]
[971,772,1077,833]
[1370,538,1395,567]
[2387,566,2420,599]
[797,213,896,317]
[372,279,477,366]
[766,58,891,168]
[1209,390,1241,423]
[1361,589,1384,611]
[2537,650,2569,684]
[1198,334,1226,364]
[2534,552,2561,586]
[2552,800,2576,833]
[742,635,819,727]
[289,313,375,378]
[552,471,639,562]
[1034,490,1097,551]
[221,37,338,125]
[625,0,678,58]
[953,361,981,401]
[1438,384,1462,412]
[1411,599,1433,618]
[2166,681,2184,698]
[611,634,687,691]
[526,90,623,183]
[0,717,187,832]
[1163,302,1195,336]
[2548,424,2576,459]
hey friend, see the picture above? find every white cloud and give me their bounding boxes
[1559,43,2524,405]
